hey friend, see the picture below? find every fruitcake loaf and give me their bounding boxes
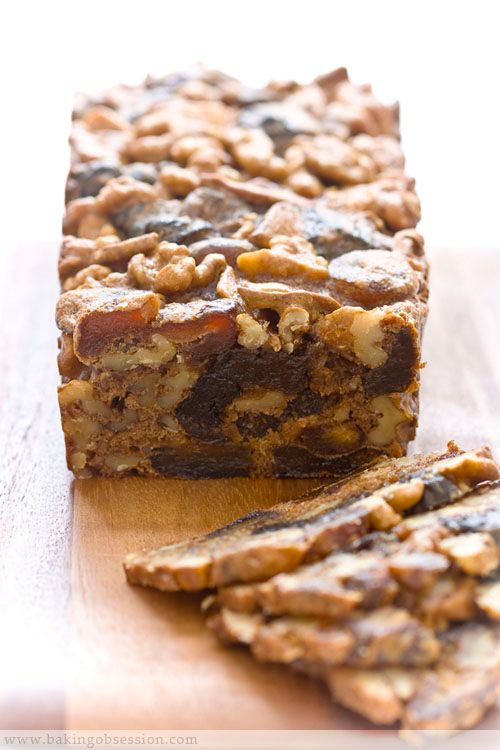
[57,66,427,478]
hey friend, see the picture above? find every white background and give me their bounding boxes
[0,0,499,248]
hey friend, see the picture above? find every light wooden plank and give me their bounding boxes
[0,244,72,729]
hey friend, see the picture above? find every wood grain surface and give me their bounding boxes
[1,244,499,731]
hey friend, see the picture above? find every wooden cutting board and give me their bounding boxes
[1,244,499,731]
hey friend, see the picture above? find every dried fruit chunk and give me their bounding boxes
[238,102,319,151]
[328,250,419,308]
[56,287,161,362]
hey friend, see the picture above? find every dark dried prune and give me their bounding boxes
[362,328,417,397]
[228,346,311,393]
[441,507,500,538]
[182,187,251,232]
[273,445,379,478]
[176,344,312,439]
[302,205,392,258]
[122,162,158,185]
[175,369,240,441]
[236,413,280,439]
[150,443,252,478]
[239,103,318,153]
[283,389,325,419]
[148,216,216,244]
[66,162,121,201]
[112,200,216,243]
[407,474,463,516]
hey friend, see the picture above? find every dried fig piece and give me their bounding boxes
[66,162,122,201]
[113,199,216,244]
[362,328,419,397]
[301,204,392,258]
[328,249,419,308]
[181,187,251,231]
[238,102,319,152]
[150,443,252,478]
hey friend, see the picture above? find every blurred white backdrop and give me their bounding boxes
[1,0,499,248]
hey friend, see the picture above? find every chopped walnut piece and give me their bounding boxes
[128,242,227,295]
[326,178,421,231]
[58,378,95,407]
[315,306,388,367]
[476,580,500,620]
[170,135,227,170]
[389,552,450,591]
[230,128,287,181]
[159,164,201,197]
[300,135,377,185]
[104,453,141,472]
[236,313,269,350]
[98,334,176,371]
[368,395,407,448]
[350,134,405,173]
[238,281,338,317]
[76,212,116,240]
[438,533,500,576]
[326,667,413,726]
[278,307,310,352]
[201,172,308,207]
[63,264,112,291]
[122,133,173,163]
[64,176,158,235]
[232,389,288,414]
[59,232,159,280]
[326,81,399,137]
[285,168,323,198]
[248,202,304,246]
[69,121,130,164]
[212,266,235,299]
[381,478,425,512]
[96,175,159,214]
[80,105,129,132]
[237,235,329,280]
